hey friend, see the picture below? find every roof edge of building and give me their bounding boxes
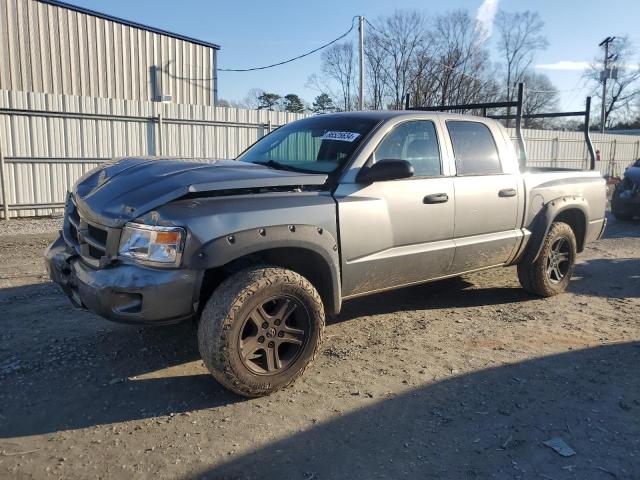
[36,0,221,50]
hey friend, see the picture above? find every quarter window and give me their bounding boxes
[447,121,502,175]
[373,121,442,177]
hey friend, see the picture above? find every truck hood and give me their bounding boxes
[73,157,328,227]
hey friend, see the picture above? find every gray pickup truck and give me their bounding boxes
[46,110,606,397]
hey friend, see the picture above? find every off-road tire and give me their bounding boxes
[198,266,324,397]
[612,211,633,221]
[611,187,634,221]
[517,221,577,297]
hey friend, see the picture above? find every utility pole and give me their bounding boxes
[358,15,365,111]
[599,36,616,133]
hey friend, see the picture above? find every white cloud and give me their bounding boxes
[476,0,500,39]
[535,61,591,71]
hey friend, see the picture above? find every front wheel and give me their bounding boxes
[517,222,577,297]
[198,266,324,397]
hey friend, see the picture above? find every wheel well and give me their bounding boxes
[553,208,587,252]
[199,247,336,315]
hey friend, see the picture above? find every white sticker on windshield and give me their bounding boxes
[322,131,361,142]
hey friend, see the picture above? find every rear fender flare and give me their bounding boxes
[519,196,589,265]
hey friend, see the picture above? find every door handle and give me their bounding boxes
[498,188,517,198]
[423,193,449,204]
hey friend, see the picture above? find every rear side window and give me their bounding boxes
[447,121,502,175]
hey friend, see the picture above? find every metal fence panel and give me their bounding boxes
[507,127,640,176]
[2,90,640,218]
[0,90,306,218]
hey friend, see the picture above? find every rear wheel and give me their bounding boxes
[198,266,324,397]
[517,222,577,297]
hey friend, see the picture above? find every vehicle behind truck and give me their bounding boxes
[46,86,607,397]
[611,159,640,220]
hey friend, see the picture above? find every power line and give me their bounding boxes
[218,17,358,72]
[560,76,590,111]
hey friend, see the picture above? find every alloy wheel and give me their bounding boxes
[546,236,572,284]
[238,296,309,375]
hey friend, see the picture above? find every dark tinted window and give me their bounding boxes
[447,121,502,175]
[374,121,441,177]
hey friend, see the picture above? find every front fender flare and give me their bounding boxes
[190,224,341,315]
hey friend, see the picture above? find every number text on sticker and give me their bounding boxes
[322,131,361,142]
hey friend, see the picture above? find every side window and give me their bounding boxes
[447,121,502,175]
[373,121,442,177]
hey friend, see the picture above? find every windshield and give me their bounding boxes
[238,116,379,174]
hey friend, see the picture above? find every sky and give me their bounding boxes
[64,0,640,111]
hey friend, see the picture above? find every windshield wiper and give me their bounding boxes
[254,160,318,174]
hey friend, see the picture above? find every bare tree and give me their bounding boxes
[410,10,497,109]
[320,41,357,111]
[521,72,559,128]
[586,37,640,128]
[312,7,558,117]
[241,88,266,109]
[495,10,548,124]
[370,10,426,109]
[364,32,388,109]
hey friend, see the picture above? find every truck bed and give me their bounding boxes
[521,168,607,238]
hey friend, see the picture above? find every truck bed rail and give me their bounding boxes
[407,83,596,171]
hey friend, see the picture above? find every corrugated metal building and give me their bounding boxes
[0,0,220,105]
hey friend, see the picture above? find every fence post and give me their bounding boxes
[0,142,9,220]
[552,137,559,168]
[611,139,617,178]
[156,104,164,156]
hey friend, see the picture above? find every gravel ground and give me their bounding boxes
[0,216,63,237]
[0,214,639,480]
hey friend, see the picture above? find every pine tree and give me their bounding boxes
[311,93,335,114]
[283,94,305,113]
[257,92,281,111]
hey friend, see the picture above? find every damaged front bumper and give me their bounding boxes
[45,234,201,325]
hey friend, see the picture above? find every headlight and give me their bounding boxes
[118,223,185,266]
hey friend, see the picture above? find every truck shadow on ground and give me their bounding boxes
[0,286,239,438]
[336,255,640,324]
[335,276,534,323]
[190,342,640,480]
[2,251,638,438]
[571,258,640,298]
[604,215,640,238]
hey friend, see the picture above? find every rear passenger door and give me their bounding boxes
[445,120,521,273]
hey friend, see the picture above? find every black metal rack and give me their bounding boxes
[406,83,596,171]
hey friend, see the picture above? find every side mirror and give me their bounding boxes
[356,159,414,183]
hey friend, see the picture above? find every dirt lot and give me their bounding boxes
[0,215,639,480]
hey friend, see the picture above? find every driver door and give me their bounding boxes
[335,120,455,297]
